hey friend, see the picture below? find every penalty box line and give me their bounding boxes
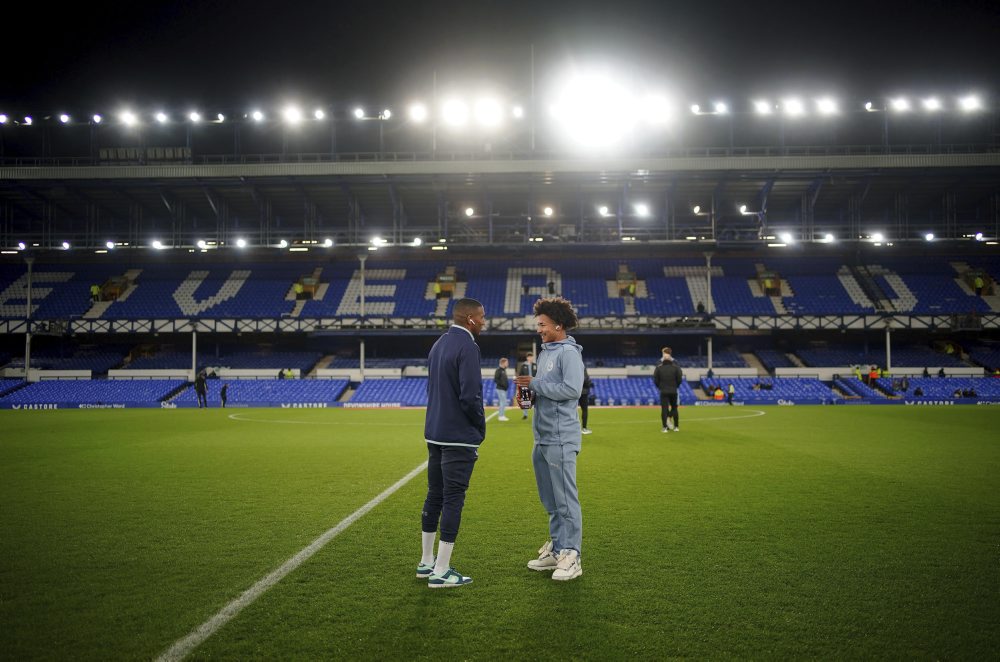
[158,410,497,661]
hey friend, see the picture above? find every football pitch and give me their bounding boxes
[2,406,998,660]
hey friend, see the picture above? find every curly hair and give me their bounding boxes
[533,297,579,330]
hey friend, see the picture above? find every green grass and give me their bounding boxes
[1,406,998,660]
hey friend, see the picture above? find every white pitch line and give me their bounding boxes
[596,409,768,424]
[159,410,497,661]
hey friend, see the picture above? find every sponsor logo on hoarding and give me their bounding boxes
[777,399,795,406]
[11,404,59,410]
[161,402,177,409]
[280,403,329,408]
[78,404,125,409]
[903,400,954,405]
[343,402,402,408]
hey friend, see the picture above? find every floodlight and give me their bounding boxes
[120,111,137,126]
[0,114,7,123]
[864,101,875,111]
[512,105,524,119]
[152,240,165,250]
[924,232,935,241]
[465,207,474,217]
[598,205,610,217]
[278,239,288,248]
[753,100,772,115]
[693,205,701,214]
[739,204,748,215]
[92,114,103,123]
[353,107,365,119]
[380,109,392,120]
[822,233,835,243]
[922,97,941,111]
[59,114,70,124]
[371,236,388,246]
[61,241,70,250]
[543,207,554,217]
[871,232,884,242]
[442,99,469,127]
[975,232,984,241]
[251,110,264,122]
[196,240,208,249]
[412,237,423,247]
[959,95,982,112]
[105,241,115,249]
[314,109,325,120]
[189,111,202,122]
[640,94,672,125]
[635,203,650,217]
[548,71,636,148]
[235,238,247,248]
[408,103,428,122]
[713,102,728,115]
[779,232,794,243]
[816,97,837,115]
[283,106,303,124]
[782,99,805,116]
[216,113,225,122]
[24,116,33,125]
[155,111,168,123]
[890,97,910,112]
[18,242,26,250]
[474,98,503,127]
[690,104,701,114]
[323,238,333,247]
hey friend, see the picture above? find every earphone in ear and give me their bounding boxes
[556,325,561,330]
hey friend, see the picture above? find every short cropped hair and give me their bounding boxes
[453,297,484,323]
[499,357,508,365]
[661,346,672,355]
[533,297,578,330]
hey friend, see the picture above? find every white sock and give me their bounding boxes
[421,531,436,565]
[433,541,454,575]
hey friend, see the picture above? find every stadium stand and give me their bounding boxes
[349,378,429,406]
[171,379,348,406]
[0,379,185,405]
[875,377,1000,400]
[754,349,796,371]
[592,377,697,406]
[701,377,841,403]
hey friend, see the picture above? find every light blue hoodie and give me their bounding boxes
[529,335,585,448]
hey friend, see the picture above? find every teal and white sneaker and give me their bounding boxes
[427,568,473,588]
[416,561,435,579]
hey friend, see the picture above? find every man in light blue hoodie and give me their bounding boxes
[515,297,585,581]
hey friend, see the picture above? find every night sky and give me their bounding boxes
[3,0,998,114]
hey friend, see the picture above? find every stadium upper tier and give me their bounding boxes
[2,254,997,320]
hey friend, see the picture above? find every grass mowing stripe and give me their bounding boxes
[157,411,497,661]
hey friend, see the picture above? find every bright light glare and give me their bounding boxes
[216,113,225,122]
[464,207,474,217]
[779,232,794,243]
[0,114,7,124]
[235,238,247,248]
[442,99,469,127]
[314,109,325,120]
[822,233,835,243]
[371,236,388,247]
[634,203,650,217]
[871,232,885,242]
[713,102,728,114]
[690,104,701,114]
[196,240,207,249]
[59,114,70,124]
[105,241,115,249]
[353,107,365,119]
[782,98,805,116]
[409,103,428,122]
[543,207,554,217]
[251,110,264,122]
[864,101,875,112]
[512,106,524,119]
[92,114,103,124]
[924,232,935,241]
[922,97,941,111]
[151,240,165,250]
[155,111,168,123]
[959,95,982,111]
[598,205,610,217]
[380,109,391,120]
[975,232,984,241]
[323,238,333,247]
[739,204,748,215]
[61,241,70,250]
[17,242,26,250]
[890,98,910,112]
[24,116,33,125]
[189,111,201,122]
[816,97,837,115]
[412,237,423,247]
[120,111,137,126]
[692,205,701,214]
[549,71,636,149]
[474,98,503,127]
[283,106,303,124]
[753,100,772,115]
[278,239,288,248]
[641,94,672,125]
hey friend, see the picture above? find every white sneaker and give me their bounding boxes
[527,540,559,571]
[552,549,582,581]
[662,427,669,433]
[581,428,592,435]
[498,416,509,421]
[673,427,680,432]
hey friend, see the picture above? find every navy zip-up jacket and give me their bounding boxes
[424,325,486,447]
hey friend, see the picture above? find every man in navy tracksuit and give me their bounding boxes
[418,298,487,588]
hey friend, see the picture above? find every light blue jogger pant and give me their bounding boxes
[532,443,582,555]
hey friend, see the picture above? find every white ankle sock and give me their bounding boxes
[434,541,454,575]
[421,531,436,565]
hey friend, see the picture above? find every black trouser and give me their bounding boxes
[422,443,479,543]
[197,391,207,408]
[578,393,589,428]
[660,393,678,428]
